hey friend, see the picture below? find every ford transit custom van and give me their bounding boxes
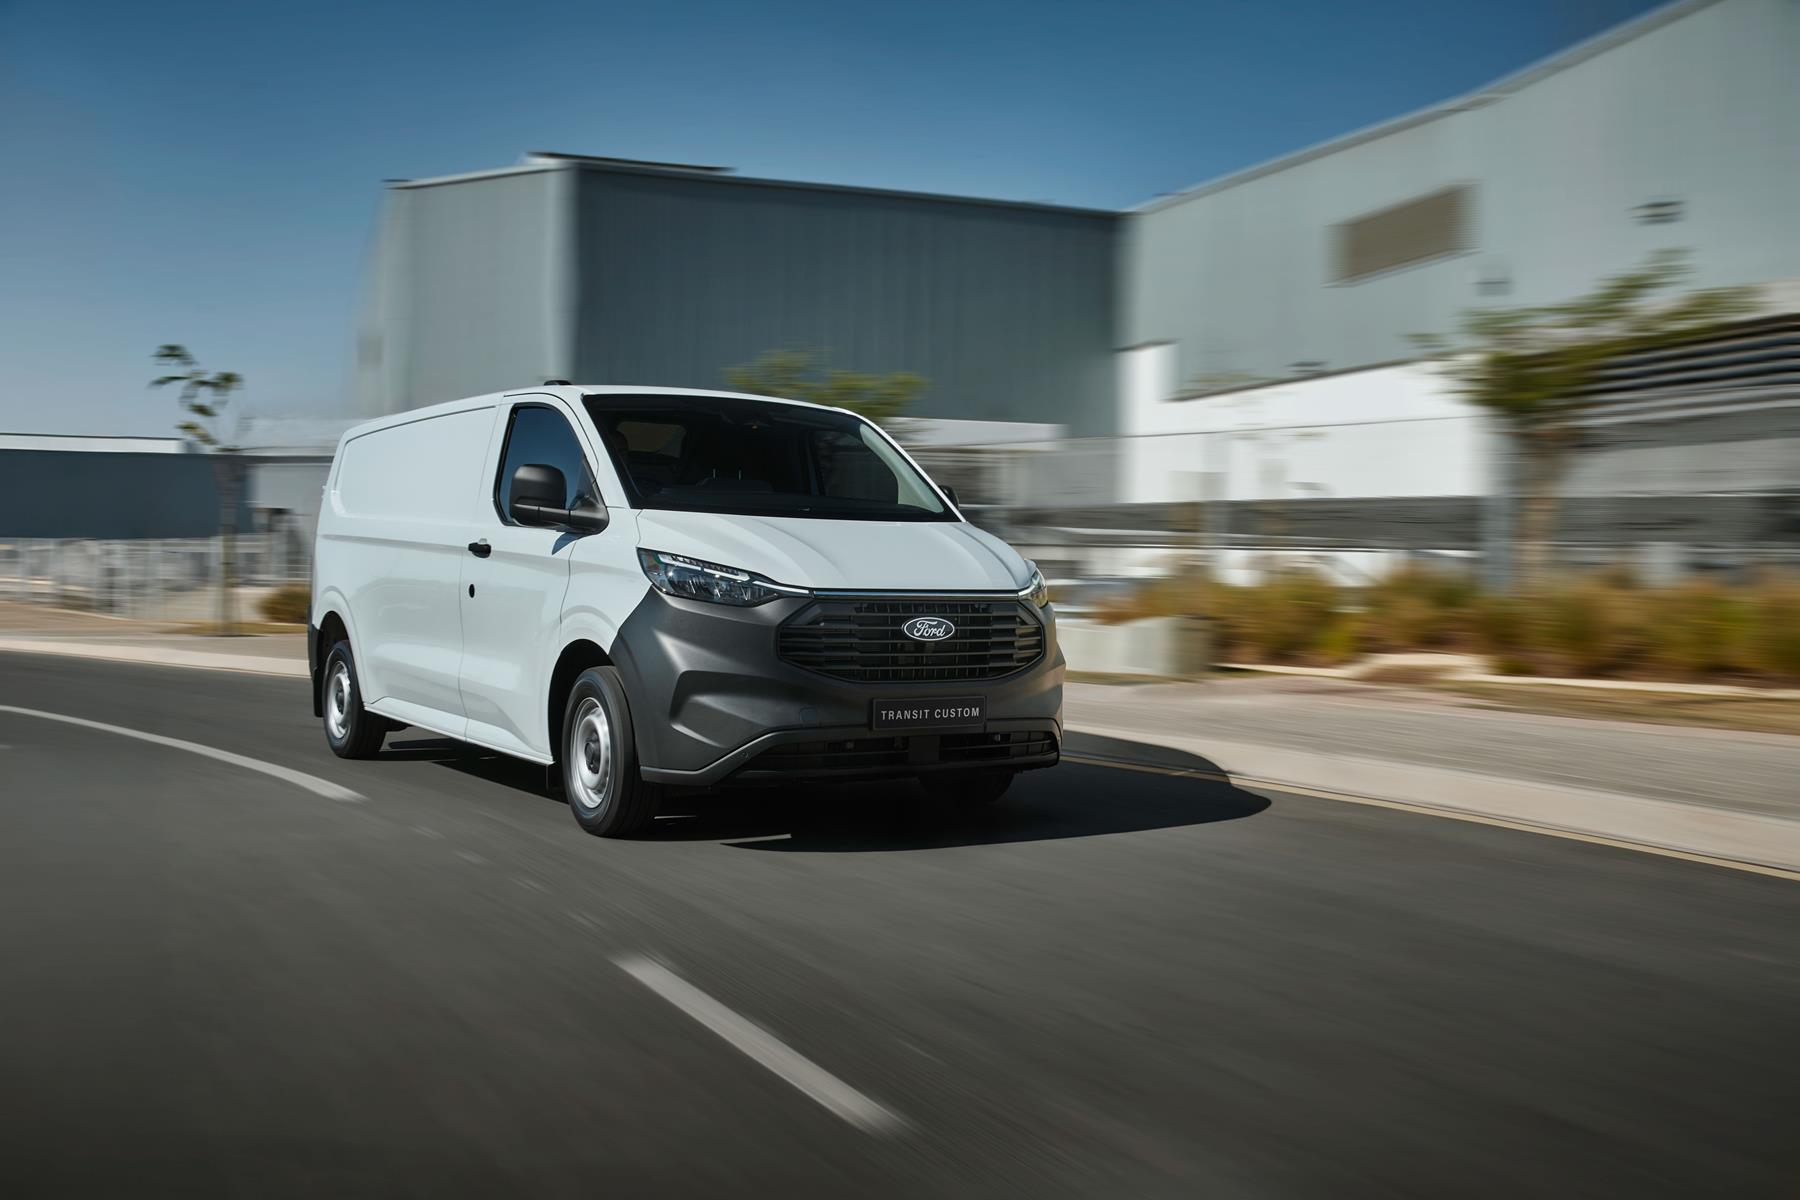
[310,385,1062,836]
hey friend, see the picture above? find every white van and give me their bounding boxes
[310,385,1063,835]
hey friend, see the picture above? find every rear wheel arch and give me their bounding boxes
[316,609,348,655]
[313,609,350,717]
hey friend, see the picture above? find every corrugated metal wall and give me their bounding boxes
[359,170,564,414]
[571,171,1119,435]
[1124,0,1800,390]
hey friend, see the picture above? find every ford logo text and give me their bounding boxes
[901,617,956,642]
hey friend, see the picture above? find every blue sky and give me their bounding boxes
[0,0,1662,436]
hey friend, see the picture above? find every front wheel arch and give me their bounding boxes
[546,639,612,766]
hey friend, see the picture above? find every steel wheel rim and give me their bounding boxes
[325,661,351,740]
[569,697,614,813]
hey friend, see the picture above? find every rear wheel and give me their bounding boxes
[933,769,1016,808]
[321,641,386,759]
[561,666,662,837]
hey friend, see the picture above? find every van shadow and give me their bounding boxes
[380,733,1270,852]
[660,734,1270,852]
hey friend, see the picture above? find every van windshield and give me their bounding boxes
[583,394,954,522]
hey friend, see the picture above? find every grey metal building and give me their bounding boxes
[358,155,1120,434]
[1124,0,1800,391]
[358,0,1797,447]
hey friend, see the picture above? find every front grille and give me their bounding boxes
[777,598,1045,683]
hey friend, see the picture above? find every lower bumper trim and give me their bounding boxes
[640,719,1061,787]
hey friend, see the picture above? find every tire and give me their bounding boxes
[934,769,1016,808]
[561,666,662,837]
[321,641,387,759]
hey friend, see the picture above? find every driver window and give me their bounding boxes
[494,404,597,523]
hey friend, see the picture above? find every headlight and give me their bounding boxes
[637,549,801,607]
[1022,562,1050,608]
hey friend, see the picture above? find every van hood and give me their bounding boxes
[632,510,1030,592]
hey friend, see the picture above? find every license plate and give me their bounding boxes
[871,696,986,732]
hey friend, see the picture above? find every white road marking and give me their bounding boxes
[615,955,905,1136]
[0,705,363,803]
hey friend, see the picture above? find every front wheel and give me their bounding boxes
[561,666,662,837]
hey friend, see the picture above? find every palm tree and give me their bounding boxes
[151,345,245,633]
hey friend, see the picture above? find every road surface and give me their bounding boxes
[1,653,1795,1197]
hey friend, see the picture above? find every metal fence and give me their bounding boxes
[911,429,1800,595]
[0,533,310,622]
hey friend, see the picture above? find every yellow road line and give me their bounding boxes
[1063,753,1800,883]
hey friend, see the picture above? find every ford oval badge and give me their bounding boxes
[902,616,956,642]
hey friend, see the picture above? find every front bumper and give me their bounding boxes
[609,590,1065,786]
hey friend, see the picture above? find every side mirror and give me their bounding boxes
[562,502,609,533]
[942,485,961,509]
[509,463,609,533]
[509,463,566,524]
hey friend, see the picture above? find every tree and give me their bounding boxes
[1412,251,1757,589]
[150,345,246,633]
[151,344,242,449]
[723,350,926,428]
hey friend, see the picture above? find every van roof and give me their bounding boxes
[567,384,830,411]
[336,385,836,446]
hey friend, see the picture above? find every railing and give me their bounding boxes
[0,534,310,622]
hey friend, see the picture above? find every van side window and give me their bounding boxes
[494,405,597,523]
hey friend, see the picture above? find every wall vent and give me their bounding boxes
[1331,185,1473,284]
[1633,198,1684,225]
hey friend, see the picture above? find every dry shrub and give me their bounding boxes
[1080,566,1800,683]
[1744,574,1800,681]
[1642,579,1749,679]
[1089,575,1198,625]
[1471,593,1527,659]
[1529,578,1652,677]
[1361,564,1477,651]
[1233,569,1338,664]
[1312,613,1363,665]
[259,583,310,625]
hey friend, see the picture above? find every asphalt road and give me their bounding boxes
[2,653,1796,1198]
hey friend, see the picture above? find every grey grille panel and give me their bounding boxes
[778,598,1045,683]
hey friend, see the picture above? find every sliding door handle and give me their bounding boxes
[467,540,492,558]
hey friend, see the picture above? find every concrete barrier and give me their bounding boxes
[1057,615,1210,678]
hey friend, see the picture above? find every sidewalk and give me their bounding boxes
[1064,677,1800,874]
[0,601,307,678]
[3,602,1795,874]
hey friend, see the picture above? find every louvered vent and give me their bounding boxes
[1331,185,1473,284]
[1571,315,1800,426]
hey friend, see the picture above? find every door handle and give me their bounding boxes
[467,540,492,558]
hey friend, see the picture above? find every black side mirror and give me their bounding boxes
[509,463,565,523]
[942,485,961,509]
[509,463,609,533]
